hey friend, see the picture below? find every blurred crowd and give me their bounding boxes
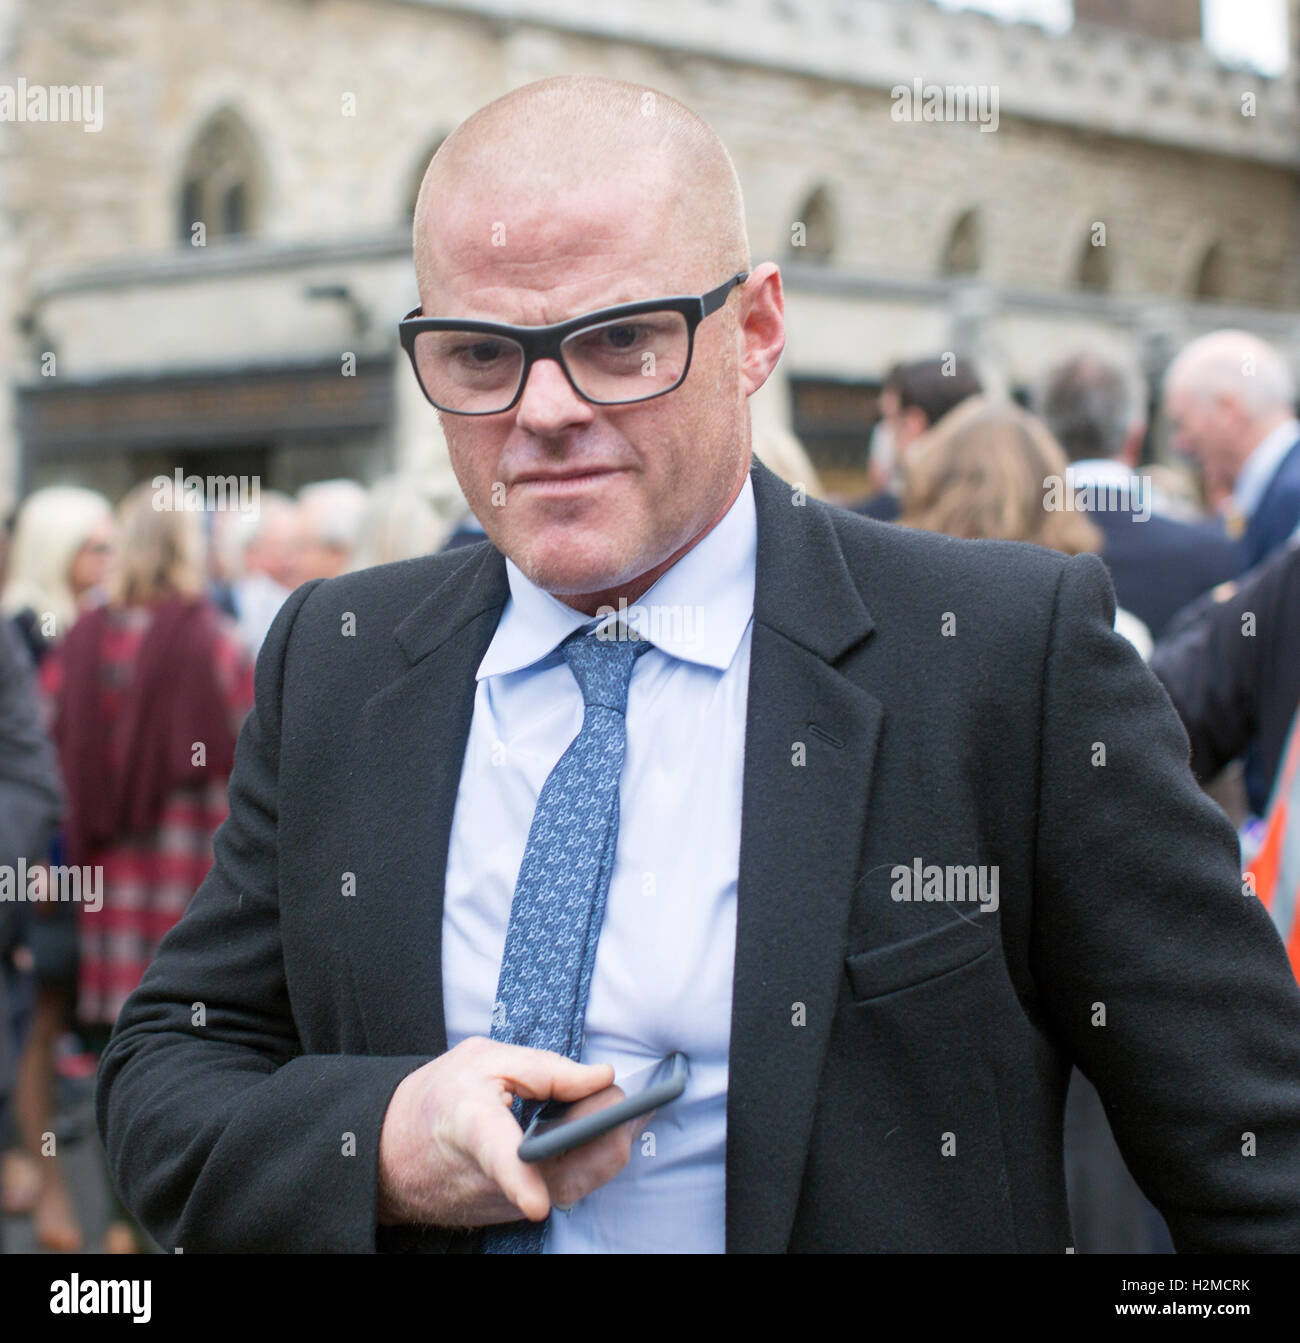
[1,326,1298,1255]
[0,473,455,1252]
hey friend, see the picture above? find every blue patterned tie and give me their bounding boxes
[480,625,652,1253]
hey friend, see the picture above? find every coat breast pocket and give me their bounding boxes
[845,916,995,1003]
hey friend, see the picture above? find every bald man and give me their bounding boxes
[98,78,1300,1254]
[1163,330,1300,571]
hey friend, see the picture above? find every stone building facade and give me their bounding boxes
[1,0,1297,505]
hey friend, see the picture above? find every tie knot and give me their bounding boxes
[560,627,652,713]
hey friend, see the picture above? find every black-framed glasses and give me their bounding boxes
[398,272,748,415]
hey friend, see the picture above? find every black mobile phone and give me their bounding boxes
[516,1052,689,1164]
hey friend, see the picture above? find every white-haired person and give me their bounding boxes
[294,478,368,584]
[220,491,300,657]
[1163,329,1300,572]
[2,486,115,665]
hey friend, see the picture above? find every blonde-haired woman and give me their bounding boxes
[2,486,115,662]
[41,482,254,1251]
[899,397,1152,657]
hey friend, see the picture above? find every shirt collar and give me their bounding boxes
[1065,458,1135,489]
[477,472,757,681]
[1232,418,1300,518]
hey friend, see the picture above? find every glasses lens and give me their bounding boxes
[561,311,689,404]
[411,330,525,412]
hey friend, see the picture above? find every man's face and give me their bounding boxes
[248,507,299,589]
[1164,383,1248,486]
[415,185,770,605]
[294,509,349,584]
[881,388,929,460]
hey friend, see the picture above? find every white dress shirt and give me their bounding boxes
[441,475,756,1253]
[1065,458,1136,490]
[1057,459,1154,659]
[232,572,290,657]
[1066,457,1176,522]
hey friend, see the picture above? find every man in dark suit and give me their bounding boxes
[1163,329,1300,574]
[1152,540,1300,818]
[1037,352,1239,641]
[97,76,1300,1253]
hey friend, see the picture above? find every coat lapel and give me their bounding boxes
[726,461,883,1252]
[343,544,508,1056]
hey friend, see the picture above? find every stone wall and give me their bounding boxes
[3,0,1297,498]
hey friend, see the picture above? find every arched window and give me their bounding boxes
[1077,227,1111,291]
[177,111,263,245]
[1192,241,1228,300]
[406,135,448,222]
[940,208,981,276]
[789,184,835,264]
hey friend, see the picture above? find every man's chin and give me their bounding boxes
[510,534,652,603]
[525,561,640,603]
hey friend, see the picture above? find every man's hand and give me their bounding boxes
[376,1036,645,1229]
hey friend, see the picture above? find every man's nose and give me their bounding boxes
[512,357,594,436]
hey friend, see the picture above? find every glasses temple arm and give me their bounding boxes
[699,271,749,316]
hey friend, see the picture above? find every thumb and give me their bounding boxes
[495,1045,614,1105]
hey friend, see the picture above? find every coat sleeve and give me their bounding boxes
[0,615,62,873]
[1150,543,1300,803]
[95,580,434,1252]
[1148,558,1274,787]
[1030,551,1300,1252]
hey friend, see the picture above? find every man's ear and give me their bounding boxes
[1215,391,1245,426]
[1120,423,1145,469]
[738,263,786,398]
[901,406,930,448]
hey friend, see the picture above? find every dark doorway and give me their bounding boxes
[132,445,271,493]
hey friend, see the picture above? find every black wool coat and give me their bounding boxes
[97,459,1300,1253]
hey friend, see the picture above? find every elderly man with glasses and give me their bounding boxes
[97,76,1300,1255]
